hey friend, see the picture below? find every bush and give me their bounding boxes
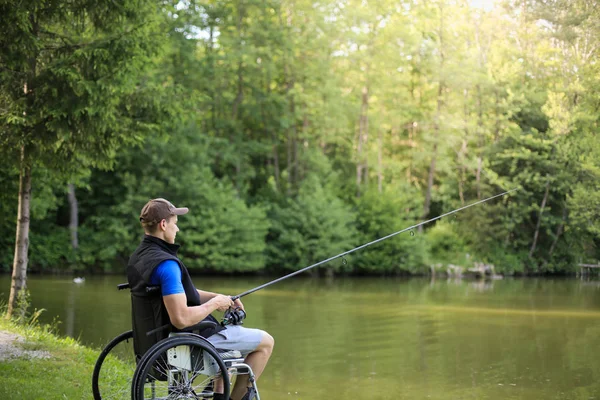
[353,186,429,275]
[266,176,357,275]
[426,220,468,264]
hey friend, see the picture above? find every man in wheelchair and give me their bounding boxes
[127,198,274,400]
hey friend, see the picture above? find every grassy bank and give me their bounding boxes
[0,316,99,400]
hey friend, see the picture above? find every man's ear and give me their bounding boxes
[160,219,167,231]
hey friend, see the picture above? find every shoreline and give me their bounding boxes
[0,318,98,400]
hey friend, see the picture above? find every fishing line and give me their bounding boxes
[231,188,518,301]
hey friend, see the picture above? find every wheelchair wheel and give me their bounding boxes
[92,330,137,400]
[132,335,230,400]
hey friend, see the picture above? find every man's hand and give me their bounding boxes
[233,297,245,311]
[208,294,234,312]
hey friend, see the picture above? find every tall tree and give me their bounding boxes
[0,0,167,317]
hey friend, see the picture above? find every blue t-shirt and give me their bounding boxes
[150,260,185,296]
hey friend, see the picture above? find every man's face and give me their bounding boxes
[163,216,179,244]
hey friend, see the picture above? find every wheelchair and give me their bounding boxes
[92,283,261,400]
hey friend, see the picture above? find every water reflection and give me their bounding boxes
[0,275,599,399]
[469,280,495,292]
[64,283,76,337]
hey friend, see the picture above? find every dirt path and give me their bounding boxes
[0,330,51,361]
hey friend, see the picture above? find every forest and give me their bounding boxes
[1,0,599,278]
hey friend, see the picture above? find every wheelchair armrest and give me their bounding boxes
[146,321,218,337]
[146,324,170,337]
[178,320,218,333]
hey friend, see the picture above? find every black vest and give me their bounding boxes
[127,235,222,358]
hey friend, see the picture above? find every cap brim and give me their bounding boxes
[172,207,189,215]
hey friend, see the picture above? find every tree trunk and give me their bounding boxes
[6,148,32,319]
[529,178,551,258]
[458,141,467,206]
[421,83,442,232]
[422,142,437,231]
[67,183,79,249]
[268,120,280,192]
[299,113,309,182]
[230,3,245,195]
[279,5,297,195]
[494,89,501,142]
[475,85,484,199]
[548,205,567,256]
[292,111,299,185]
[287,93,297,194]
[232,60,243,192]
[286,126,293,195]
[231,61,244,120]
[356,84,369,196]
[458,88,470,206]
[232,61,244,196]
[475,156,482,199]
[406,75,417,184]
[406,123,414,183]
[377,128,383,193]
[421,3,444,232]
[208,24,217,134]
[474,15,488,198]
[262,67,280,192]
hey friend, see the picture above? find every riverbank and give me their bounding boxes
[0,317,97,400]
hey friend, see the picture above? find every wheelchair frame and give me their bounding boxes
[92,283,260,400]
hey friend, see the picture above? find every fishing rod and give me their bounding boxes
[228,188,518,304]
[223,188,517,325]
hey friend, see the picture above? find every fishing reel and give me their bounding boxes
[222,307,246,326]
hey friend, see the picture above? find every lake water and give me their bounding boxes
[1,275,599,399]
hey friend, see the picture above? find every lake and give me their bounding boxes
[1,275,599,399]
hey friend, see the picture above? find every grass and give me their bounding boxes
[0,313,122,400]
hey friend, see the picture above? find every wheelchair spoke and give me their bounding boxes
[134,337,229,400]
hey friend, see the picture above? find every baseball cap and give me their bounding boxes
[139,198,189,228]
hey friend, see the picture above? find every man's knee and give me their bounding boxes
[258,331,274,353]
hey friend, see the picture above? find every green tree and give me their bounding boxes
[353,186,429,274]
[267,174,357,276]
[1,0,598,278]
[0,0,168,317]
[76,125,270,273]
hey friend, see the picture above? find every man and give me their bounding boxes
[127,198,274,400]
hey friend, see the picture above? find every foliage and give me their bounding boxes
[427,221,467,265]
[267,175,358,275]
[74,126,271,273]
[0,0,170,170]
[0,0,599,276]
[353,186,429,275]
[179,171,270,273]
[0,166,18,271]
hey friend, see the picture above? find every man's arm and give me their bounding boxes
[197,289,218,303]
[151,260,233,329]
[163,293,232,329]
[198,289,245,310]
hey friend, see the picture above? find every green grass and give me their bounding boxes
[0,316,116,400]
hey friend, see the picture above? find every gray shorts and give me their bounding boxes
[206,325,264,357]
